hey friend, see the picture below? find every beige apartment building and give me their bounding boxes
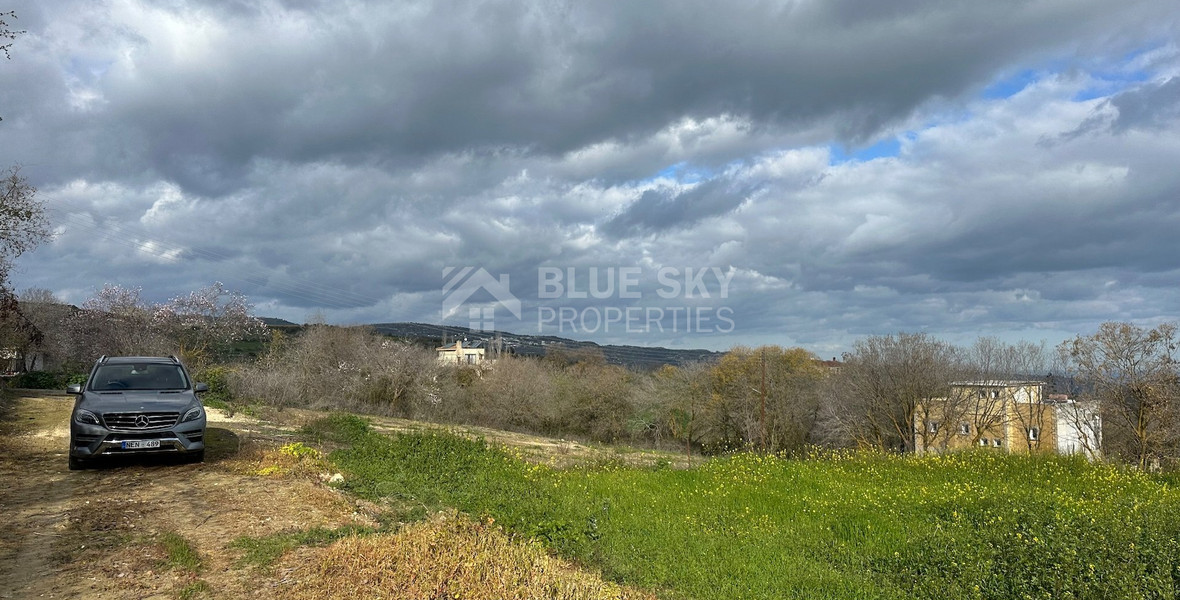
[915,380,1101,459]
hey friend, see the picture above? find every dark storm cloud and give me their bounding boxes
[1110,76,1180,133]
[2,0,1174,192]
[600,179,760,238]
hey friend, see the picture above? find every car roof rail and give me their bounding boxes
[98,355,107,363]
[168,354,180,363]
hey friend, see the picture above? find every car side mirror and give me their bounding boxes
[193,382,209,393]
[66,383,83,395]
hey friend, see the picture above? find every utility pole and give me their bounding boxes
[760,348,767,452]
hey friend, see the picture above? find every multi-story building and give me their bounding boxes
[915,380,1101,459]
[436,339,486,366]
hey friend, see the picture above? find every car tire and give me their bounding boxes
[68,455,87,471]
[187,450,205,464]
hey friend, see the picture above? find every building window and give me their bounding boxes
[465,353,478,365]
[1028,427,1040,441]
[979,438,989,446]
[959,423,971,435]
[928,421,940,434]
[990,390,999,399]
[993,439,1002,448]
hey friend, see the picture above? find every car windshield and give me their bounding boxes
[90,364,188,391]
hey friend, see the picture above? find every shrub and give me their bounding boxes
[193,365,234,408]
[9,370,64,389]
[299,414,372,446]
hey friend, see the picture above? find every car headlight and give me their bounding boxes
[74,409,100,425]
[181,406,203,423]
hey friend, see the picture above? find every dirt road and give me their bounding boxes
[0,392,373,599]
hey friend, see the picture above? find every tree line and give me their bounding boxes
[5,284,1179,468]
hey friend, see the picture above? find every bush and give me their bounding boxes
[193,365,234,408]
[228,325,440,417]
[300,414,372,446]
[9,370,67,389]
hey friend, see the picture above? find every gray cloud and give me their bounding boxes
[3,0,1175,189]
[1110,76,1180,133]
[2,0,1180,353]
[601,179,761,238]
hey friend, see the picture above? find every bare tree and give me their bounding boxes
[5,288,69,371]
[555,361,635,442]
[0,166,49,286]
[0,10,26,124]
[653,362,714,457]
[470,355,558,432]
[708,346,826,453]
[1061,322,1180,469]
[964,338,1051,452]
[1060,400,1103,458]
[17,287,55,304]
[0,11,22,61]
[829,333,964,452]
[59,285,171,366]
[233,324,441,418]
[0,287,39,371]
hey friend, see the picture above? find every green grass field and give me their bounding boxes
[321,415,1180,600]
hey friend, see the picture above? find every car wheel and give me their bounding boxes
[68,455,87,471]
[187,450,205,464]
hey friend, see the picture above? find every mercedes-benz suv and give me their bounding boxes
[67,356,209,470]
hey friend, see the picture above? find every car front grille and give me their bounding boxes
[103,412,180,431]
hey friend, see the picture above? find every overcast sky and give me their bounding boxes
[3,0,1179,355]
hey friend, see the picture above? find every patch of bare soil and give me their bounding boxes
[262,405,699,469]
[0,393,374,599]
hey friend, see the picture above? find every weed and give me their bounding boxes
[229,525,378,569]
[159,531,202,572]
[178,580,212,600]
[280,441,320,459]
[299,413,372,445]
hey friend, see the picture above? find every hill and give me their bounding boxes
[364,322,722,369]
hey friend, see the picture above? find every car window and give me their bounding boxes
[90,364,188,391]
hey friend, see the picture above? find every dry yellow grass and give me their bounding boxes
[283,512,657,600]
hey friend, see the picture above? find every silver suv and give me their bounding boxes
[67,356,208,470]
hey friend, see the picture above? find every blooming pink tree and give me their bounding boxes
[62,283,266,368]
[60,285,168,366]
[154,282,268,367]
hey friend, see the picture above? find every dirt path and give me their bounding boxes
[0,392,375,599]
[0,392,675,600]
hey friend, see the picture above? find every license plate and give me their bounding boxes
[121,440,161,450]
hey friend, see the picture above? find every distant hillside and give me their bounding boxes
[259,317,300,327]
[366,322,721,369]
